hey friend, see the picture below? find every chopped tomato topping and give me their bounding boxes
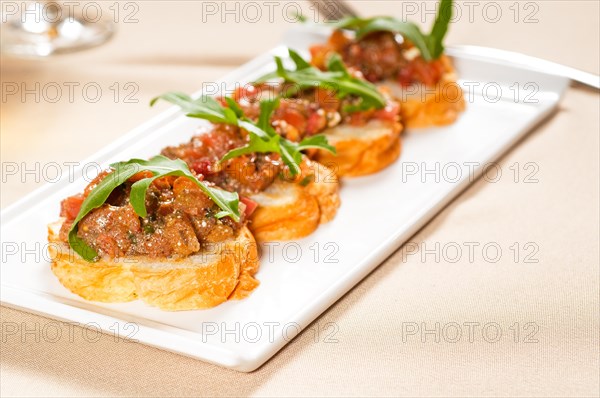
[172,176,196,197]
[278,106,306,133]
[399,57,446,87]
[306,111,326,135]
[398,66,414,87]
[314,88,339,112]
[309,44,329,69]
[233,85,260,103]
[191,159,215,176]
[328,30,351,50]
[60,194,84,221]
[240,196,258,217]
[348,110,375,126]
[373,101,400,122]
[216,97,228,107]
[152,176,177,190]
[198,127,239,155]
[128,170,154,183]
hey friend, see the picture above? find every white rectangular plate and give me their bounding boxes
[0,28,568,371]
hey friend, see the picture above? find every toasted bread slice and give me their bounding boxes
[313,119,402,177]
[48,220,259,311]
[379,77,465,129]
[249,160,340,242]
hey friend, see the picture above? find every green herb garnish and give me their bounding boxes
[299,174,314,187]
[427,0,453,59]
[335,0,453,61]
[151,94,336,176]
[67,155,240,262]
[257,49,386,113]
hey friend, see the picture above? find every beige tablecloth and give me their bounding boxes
[1,1,599,396]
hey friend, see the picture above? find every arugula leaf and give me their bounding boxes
[296,134,336,153]
[151,93,238,125]
[258,49,386,112]
[335,17,433,61]
[67,155,240,262]
[427,0,453,59]
[224,97,244,118]
[257,97,280,131]
[221,98,336,176]
[334,0,454,61]
[119,156,240,221]
[152,94,336,177]
[289,49,312,70]
[221,129,281,161]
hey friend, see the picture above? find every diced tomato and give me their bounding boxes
[234,85,260,102]
[191,159,214,176]
[314,88,339,112]
[413,60,436,86]
[60,194,84,221]
[306,111,326,135]
[172,177,195,196]
[278,106,306,133]
[309,45,322,58]
[399,57,445,87]
[128,170,154,183]
[152,176,176,190]
[348,110,374,126]
[374,101,400,122]
[309,45,329,69]
[215,97,228,107]
[328,30,350,51]
[398,65,414,87]
[240,196,258,217]
[198,129,236,157]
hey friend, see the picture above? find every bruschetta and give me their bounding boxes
[49,157,259,311]
[236,54,403,177]
[310,8,465,128]
[155,95,340,242]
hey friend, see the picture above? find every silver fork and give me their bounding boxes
[308,0,599,90]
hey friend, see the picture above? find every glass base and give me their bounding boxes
[1,2,115,58]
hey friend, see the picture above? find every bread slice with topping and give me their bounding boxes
[48,220,259,311]
[161,124,341,243]
[310,28,465,129]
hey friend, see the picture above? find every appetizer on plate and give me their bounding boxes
[245,49,403,177]
[154,94,341,242]
[310,0,465,128]
[46,5,463,312]
[48,156,259,311]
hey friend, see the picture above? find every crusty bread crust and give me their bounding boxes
[375,55,465,128]
[386,79,465,128]
[380,57,465,129]
[302,160,340,224]
[314,119,402,177]
[48,220,259,311]
[249,160,340,242]
[250,181,320,242]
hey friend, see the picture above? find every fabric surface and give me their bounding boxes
[1,1,598,397]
